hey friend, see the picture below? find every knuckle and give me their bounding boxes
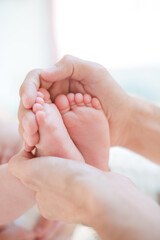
[26,69,41,78]
[62,54,74,63]
[20,68,42,97]
[95,63,106,72]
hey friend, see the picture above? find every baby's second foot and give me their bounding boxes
[23,88,84,162]
[55,93,110,171]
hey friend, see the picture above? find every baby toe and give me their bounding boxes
[75,93,84,106]
[91,98,102,110]
[33,103,43,114]
[55,94,70,114]
[84,94,92,107]
[38,88,51,102]
[37,91,44,98]
[36,97,45,105]
[67,93,76,108]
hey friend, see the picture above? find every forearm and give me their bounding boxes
[94,201,160,240]
[87,173,160,240]
[0,164,35,225]
[122,95,160,164]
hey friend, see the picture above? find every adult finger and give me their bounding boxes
[18,101,28,138]
[20,69,42,109]
[18,101,38,144]
[8,150,39,191]
[40,55,101,83]
[9,151,96,193]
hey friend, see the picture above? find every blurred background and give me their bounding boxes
[1,0,160,239]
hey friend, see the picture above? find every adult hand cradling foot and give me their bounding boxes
[7,55,160,240]
[9,150,160,240]
[18,55,129,151]
[19,55,160,163]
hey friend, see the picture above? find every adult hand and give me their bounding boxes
[9,150,93,224]
[33,216,74,240]
[0,223,35,240]
[19,55,131,151]
[9,151,160,240]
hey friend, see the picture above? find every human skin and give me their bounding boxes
[0,118,21,165]
[0,116,35,239]
[0,163,72,239]
[0,223,36,240]
[0,113,35,225]
[10,55,160,239]
[0,117,73,239]
[0,162,73,240]
[18,55,160,164]
[0,163,35,225]
[9,151,160,240]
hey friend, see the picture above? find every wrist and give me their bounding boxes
[120,95,160,161]
[109,94,134,147]
[118,94,138,148]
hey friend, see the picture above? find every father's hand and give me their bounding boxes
[19,55,131,151]
[9,150,95,225]
[9,151,160,240]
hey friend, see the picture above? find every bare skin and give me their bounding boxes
[9,153,160,240]
[22,88,84,240]
[7,55,160,239]
[0,163,35,225]
[23,88,84,162]
[18,55,160,164]
[55,93,110,171]
[22,89,110,171]
[0,118,22,165]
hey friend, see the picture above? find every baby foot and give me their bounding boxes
[55,93,110,171]
[23,88,84,162]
